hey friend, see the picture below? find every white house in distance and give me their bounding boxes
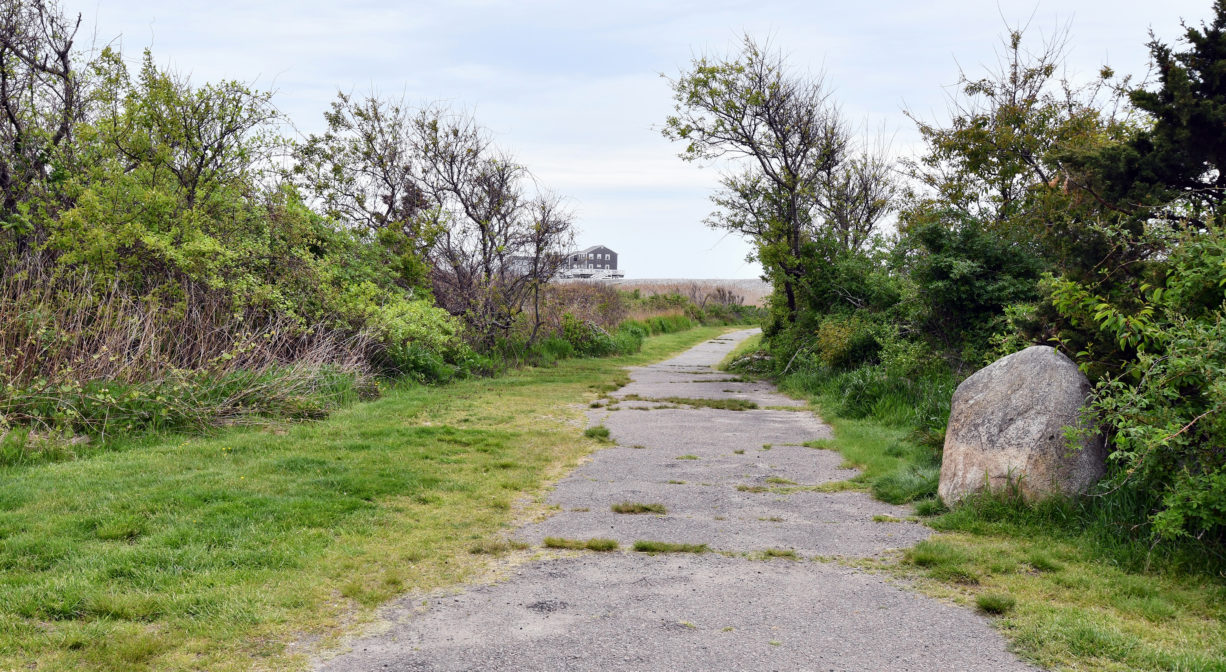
[557,244,624,280]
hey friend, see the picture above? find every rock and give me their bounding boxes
[938,345,1106,505]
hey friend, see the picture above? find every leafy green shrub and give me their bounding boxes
[815,316,881,370]
[611,327,644,355]
[381,343,455,383]
[561,313,617,356]
[618,320,650,339]
[1049,226,1226,544]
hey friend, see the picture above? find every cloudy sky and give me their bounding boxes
[84,0,1209,278]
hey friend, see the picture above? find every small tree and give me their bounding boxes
[293,92,438,291]
[414,106,573,343]
[663,35,892,324]
[0,0,84,247]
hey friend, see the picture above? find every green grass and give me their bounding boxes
[543,537,619,552]
[582,425,611,441]
[801,421,937,505]
[717,332,762,370]
[619,394,757,411]
[611,501,666,514]
[0,326,733,671]
[632,540,709,554]
[893,529,1226,670]
[759,548,799,560]
[468,539,529,555]
[676,454,699,460]
[976,593,1016,615]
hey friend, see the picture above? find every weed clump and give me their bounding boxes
[976,593,1016,615]
[633,540,709,554]
[583,426,611,442]
[611,502,666,514]
[468,539,528,555]
[653,397,758,411]
[544,537,619,552]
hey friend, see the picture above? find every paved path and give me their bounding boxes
[317,329,1037,672]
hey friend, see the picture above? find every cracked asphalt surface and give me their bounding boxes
[316,329,1038,672]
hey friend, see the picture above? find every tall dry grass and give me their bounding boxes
[0,257,373,442]
[616,279,770,307]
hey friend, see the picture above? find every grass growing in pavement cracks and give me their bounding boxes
[0,325,733,672]
[653,397,758,411]
[633,540,709,554]
[619,394,758,411]
[611,502,667,514]
[543,537,619,552]
[583,425,611,441]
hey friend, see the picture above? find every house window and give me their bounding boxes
[588,253,593,259]
[604,254,610,260]
[588,264,593,269]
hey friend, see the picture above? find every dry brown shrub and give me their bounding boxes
[535,282,628,332]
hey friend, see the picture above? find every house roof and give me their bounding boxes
[575,244,614,254]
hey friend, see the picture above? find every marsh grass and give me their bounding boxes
[0,326,733,671]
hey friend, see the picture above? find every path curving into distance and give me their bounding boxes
[316,329,1038,672]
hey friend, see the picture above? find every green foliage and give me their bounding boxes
[813,315,881,371]
[905,215,1045,359]
[0,366,366,455]
[1049,225,1226,542]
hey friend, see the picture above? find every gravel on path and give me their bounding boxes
[316,329,1039,672]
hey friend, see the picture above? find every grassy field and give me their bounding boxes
[0,326,732,671]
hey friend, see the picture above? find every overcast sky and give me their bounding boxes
[84,1,1209,279]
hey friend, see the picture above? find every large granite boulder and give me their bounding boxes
[939,345,1106,505]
